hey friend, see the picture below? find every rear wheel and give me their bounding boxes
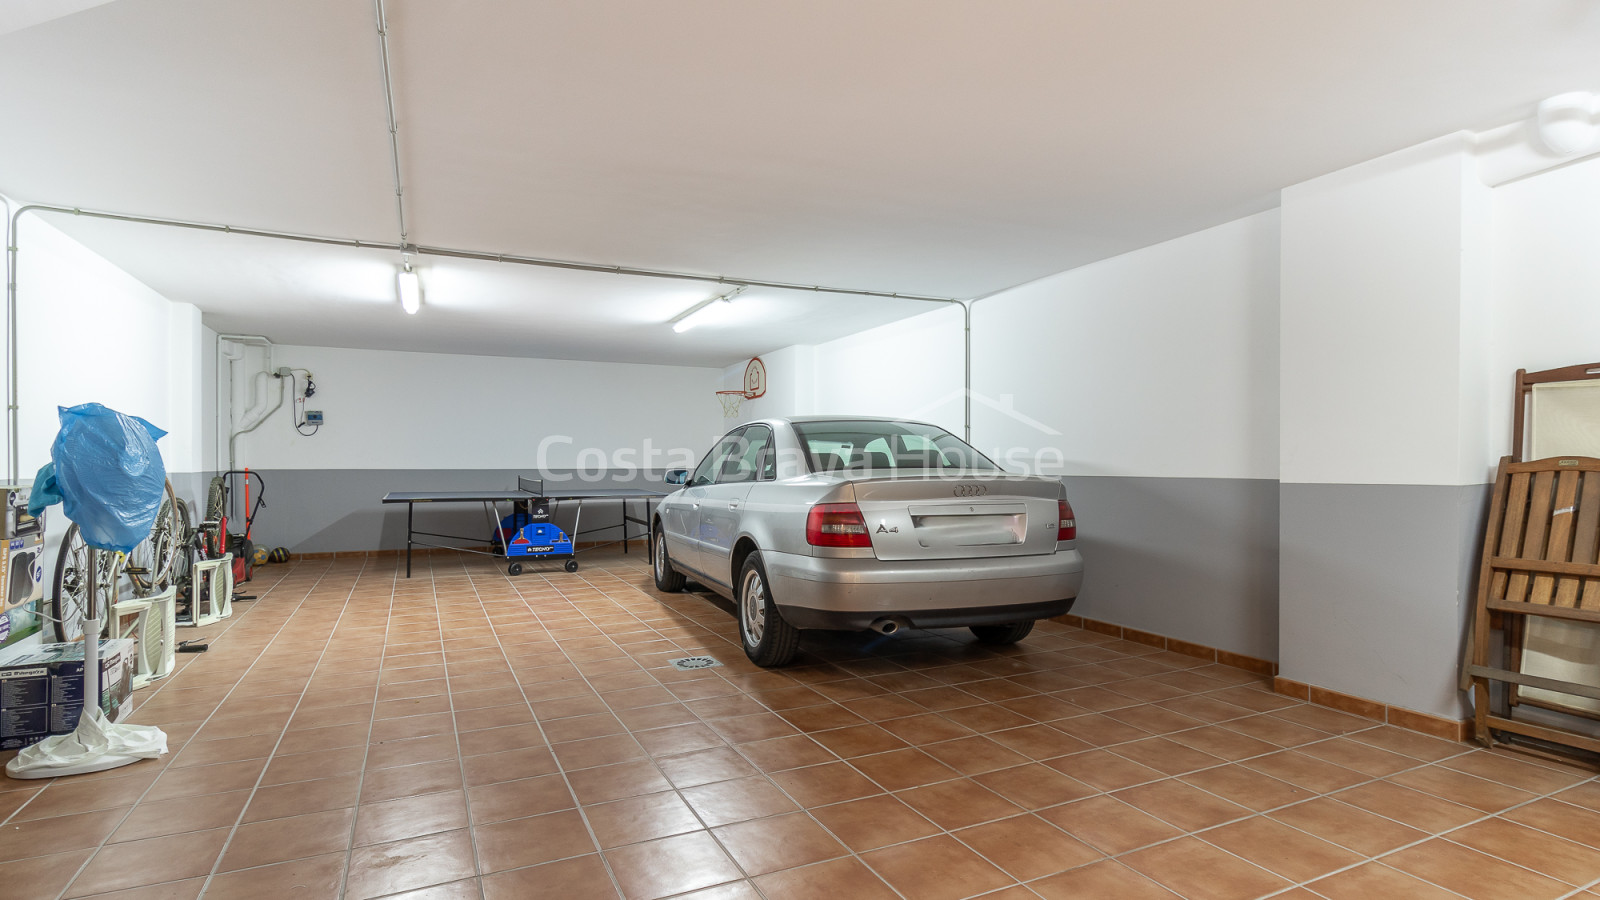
[201,476,228,557]
[127,479,180,595]
[652,524,685,592]
[738,552,799,667]
[970,621,1035,645]
[168,497,193,585]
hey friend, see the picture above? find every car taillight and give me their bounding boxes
[806,503,872,547]
[1057,499,1077,542]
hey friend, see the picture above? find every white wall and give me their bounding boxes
[16,215,207,478]
[1279,135,1493,488]
[722,344,818,425]
[973,212,1280,478]
[731,212,1280,479]
[1275,135,1501,719]
[231,344,725,471]
[1488,153,1600,456]
[815,306,966,435]
[721,306,965,437]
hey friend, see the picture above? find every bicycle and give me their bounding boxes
[49,479,182,642]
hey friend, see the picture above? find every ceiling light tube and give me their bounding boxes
[670,285,746,333]
[397,264,421,315]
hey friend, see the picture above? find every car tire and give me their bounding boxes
[653,524,686,592]
[738,552,799,667]
[970,621,1035,645]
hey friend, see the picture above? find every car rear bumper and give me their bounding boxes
[762,548,1083,631]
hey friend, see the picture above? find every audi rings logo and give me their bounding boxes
[953,484,988,497]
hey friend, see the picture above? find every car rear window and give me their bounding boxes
[791,420,998,473]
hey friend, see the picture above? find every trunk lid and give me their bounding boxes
[845,474,1064,560]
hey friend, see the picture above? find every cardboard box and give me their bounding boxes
[0,664,48,709]
[0,661,50,749]
[0,639,134,727]
[0,704,48,749]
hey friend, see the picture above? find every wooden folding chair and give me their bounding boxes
[1469,455,1600,753]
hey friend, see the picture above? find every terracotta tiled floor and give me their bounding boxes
[4,547,1599,899]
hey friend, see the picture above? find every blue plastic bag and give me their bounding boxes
[44,403,167,553]
[27,461,61,516]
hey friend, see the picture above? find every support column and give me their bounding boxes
[1278,134,1492,724]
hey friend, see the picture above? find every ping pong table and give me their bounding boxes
[382,476,667,578]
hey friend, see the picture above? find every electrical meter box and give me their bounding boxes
[0,485,45,613]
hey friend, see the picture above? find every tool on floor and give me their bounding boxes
[220,469,265,585]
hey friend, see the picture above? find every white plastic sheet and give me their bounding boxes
[5,707,166,779]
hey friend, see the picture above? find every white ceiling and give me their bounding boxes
[2,0,1598,365]
[0,0,116,37]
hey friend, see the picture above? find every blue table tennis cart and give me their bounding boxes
[495,498,579,575]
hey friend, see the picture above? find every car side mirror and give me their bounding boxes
[664,469,688,485]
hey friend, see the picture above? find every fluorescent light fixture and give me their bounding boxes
[670,285,746,333]
[672,299,727,333]
[397,264,422,315]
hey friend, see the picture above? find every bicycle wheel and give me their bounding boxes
[127,479,180,595]
[51,524,122,643]
[168,496,193,584]
[203,476,228,557]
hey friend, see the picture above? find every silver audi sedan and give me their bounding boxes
[651,416,1084,666]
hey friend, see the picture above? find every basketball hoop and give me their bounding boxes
[716,391,747,418]
[716,357,768,418]
[744,357,768,399]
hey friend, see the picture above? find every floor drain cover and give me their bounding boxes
[668,656,722,671]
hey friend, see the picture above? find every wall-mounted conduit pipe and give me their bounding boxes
[215,333,277,472]
[409,243,958,304]
[375,0,408,256]
[963,300,972,441]
[2,193,13,483]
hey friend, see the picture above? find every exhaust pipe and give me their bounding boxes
[869,617,908,635]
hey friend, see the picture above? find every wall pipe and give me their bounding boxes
[963,300,972,441]
[2,193,13,483]
[374,0,408,253]
[214,337,247,469]
[411,243,959,304]
[0,206,957,303]
[215,333,274,472]
[227,374,283,472]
